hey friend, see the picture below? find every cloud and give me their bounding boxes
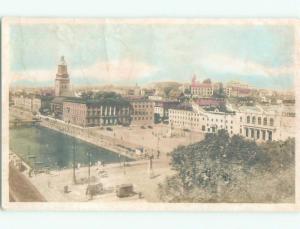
[71,58,157,83]
[198,54,293,77]
[10,69,54,84]
[10,58,157,85]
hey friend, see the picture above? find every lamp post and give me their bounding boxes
[87,152,91,184]
[72,138,76,184]
[69,122,77,185]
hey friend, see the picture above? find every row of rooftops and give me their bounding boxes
[51,95,155,106]
[169,99,295,116]
[12,94,54,100]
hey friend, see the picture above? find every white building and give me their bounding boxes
[236,105,295,142]
[12,95,42,113]
[169,103,295,142]
[169,103,237,136]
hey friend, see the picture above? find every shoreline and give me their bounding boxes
[9,107,150,161]
[38,122,141,160]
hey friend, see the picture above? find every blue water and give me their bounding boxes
[9,125,131,170]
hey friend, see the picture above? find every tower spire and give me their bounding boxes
[55,56,71,97]
[59,56,66,65]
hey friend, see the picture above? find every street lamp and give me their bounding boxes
[69,121,77,185]
[86,152,92,184]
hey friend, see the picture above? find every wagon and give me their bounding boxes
[116,184,134,198]
[86,183,104,197]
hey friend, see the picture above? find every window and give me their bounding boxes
[247,116,250,123]
[246,128,249,137]
[263,117,267,126]
[258,117,261,125]
[252,116,256,124]
[270,118,274,126]
[240,117,242,122]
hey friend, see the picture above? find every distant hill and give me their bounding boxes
[145,81,182,98]
[145,81,181,89]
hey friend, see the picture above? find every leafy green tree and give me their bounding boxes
[159,130,294,203]
[212,88,226,98]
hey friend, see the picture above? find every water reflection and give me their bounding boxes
[10,125,131,170]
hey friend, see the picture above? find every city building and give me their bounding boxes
[11,94,46,114]
[32,97,41,113]
[194,98,225,108]
[236,105,296,142]
[50,97,67,119]
[39,96,54,114]
[225,81,253,97]
[153,100,180,122]
[141,88,156,97]
[63,98,131,127]
[191,75,214,97]
[169,103,237,135]
[127,97,154,126]
[169,101,295,142]
[148,95,164,101]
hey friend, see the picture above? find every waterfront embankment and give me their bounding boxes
[38,115,153,160]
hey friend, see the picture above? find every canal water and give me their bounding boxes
[9,125,132,170]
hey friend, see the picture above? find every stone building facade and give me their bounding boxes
[127,97,154,126]
[169,103,295,142]
[169,103,236,136]
[63,98,131,127]
[12,95,41,113]
[191,75,214,98]
[236,105,295,142]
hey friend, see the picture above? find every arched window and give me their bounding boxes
[247,116,250,124]
[258,117,261,125]
[263,117,267,126]
[270,118,274,126]
[252,116,256,124]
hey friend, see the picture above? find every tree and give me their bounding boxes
[212,88,226,98]
[159,130,295,203]
[154,113,161,124]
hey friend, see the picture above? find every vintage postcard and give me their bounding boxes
[2,18,300,211]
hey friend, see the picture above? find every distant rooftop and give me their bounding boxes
[64,97,130,106]
[172,103,193,111]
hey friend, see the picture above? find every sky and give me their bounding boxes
[9,22,295,90]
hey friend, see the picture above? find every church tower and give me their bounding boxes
[54,56,71,97]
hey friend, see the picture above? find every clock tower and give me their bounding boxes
[54,56,72,97]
